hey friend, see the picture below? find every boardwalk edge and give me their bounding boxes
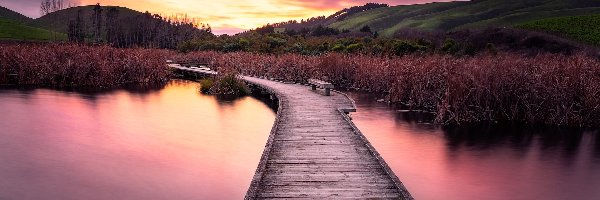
[244,83,282,200]
[334,90,414,200]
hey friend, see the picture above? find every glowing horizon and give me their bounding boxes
[2,0,458,35]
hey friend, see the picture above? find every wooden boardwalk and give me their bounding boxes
[170,65,412,199]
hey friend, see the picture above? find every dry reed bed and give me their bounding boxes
[0,44,173,87]
[176,52,600,127]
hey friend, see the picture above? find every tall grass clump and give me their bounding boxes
[198,71,249,97]
[199,78,214,93]
[178,51,600,127]
[0,43,173,88]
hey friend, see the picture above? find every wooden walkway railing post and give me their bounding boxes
[308,78,334,96]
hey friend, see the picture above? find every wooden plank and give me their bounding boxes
[257,191,402,199]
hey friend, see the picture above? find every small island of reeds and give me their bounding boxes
[199,72,250,97]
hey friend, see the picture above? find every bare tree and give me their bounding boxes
[40,0,66,15]
[91,3,103,43]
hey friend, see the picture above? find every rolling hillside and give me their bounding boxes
[0,6,65,41]
[517,14,600,46]
[326,0,600,36]
[0,18,66,41]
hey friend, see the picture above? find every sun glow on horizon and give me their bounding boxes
[79,0,346,35]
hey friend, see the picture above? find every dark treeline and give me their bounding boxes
[330,3,389,21]
[67,4,212,49]
[179,27,589,57]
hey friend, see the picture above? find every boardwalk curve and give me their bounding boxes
[170,65,412,199]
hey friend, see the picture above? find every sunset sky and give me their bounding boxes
[2,0,454,34]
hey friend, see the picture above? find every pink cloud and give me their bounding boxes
[1,0,82,18]
[212,26,247,35]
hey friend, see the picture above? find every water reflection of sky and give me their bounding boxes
[0,80,275,200]
[347,92,600,200]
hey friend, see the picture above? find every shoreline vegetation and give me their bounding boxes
[176,51,600,127]
[0,43,172,88]
[2,42,600,127]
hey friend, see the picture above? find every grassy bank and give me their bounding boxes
[0,43,172,87]
[176,51,600,127]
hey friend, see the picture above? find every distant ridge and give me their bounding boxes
[0,6,32,23]
[27,5,145,33]
[270,0,600,37]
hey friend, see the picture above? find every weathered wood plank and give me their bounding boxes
[257,191,402,199]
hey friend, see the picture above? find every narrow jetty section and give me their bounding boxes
[170,65,413,199]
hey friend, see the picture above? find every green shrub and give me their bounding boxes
[331,44,346,52]
[441,39,460,54]
[286,43,305,53]
[393,40,426,55]
[199,78,214,93]
[223,42,243,52]
[317,42,330,52]
[369,44,384,55]
[177,41,197,53]
[238,38,250,48]
[417,38,434,50]
[346,43,364,53]
[267,36,287,47]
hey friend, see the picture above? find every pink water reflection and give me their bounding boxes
[348,92,600,200]
[0,80,275,200]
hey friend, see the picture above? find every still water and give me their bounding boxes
[348,92,600,200]
[2,80,600,200]
[0,80,275,199]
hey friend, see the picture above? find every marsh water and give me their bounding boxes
[347,92,600,200]
[1,80,599,200]
[0,80,275,199]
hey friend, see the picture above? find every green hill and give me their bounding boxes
[327,0,600,36]
[28,5,145,33]
[0,6,65,41]
[517,14,600,46]
[0,6,31,23]
[21,5,211,48]
[0,18,66,41]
